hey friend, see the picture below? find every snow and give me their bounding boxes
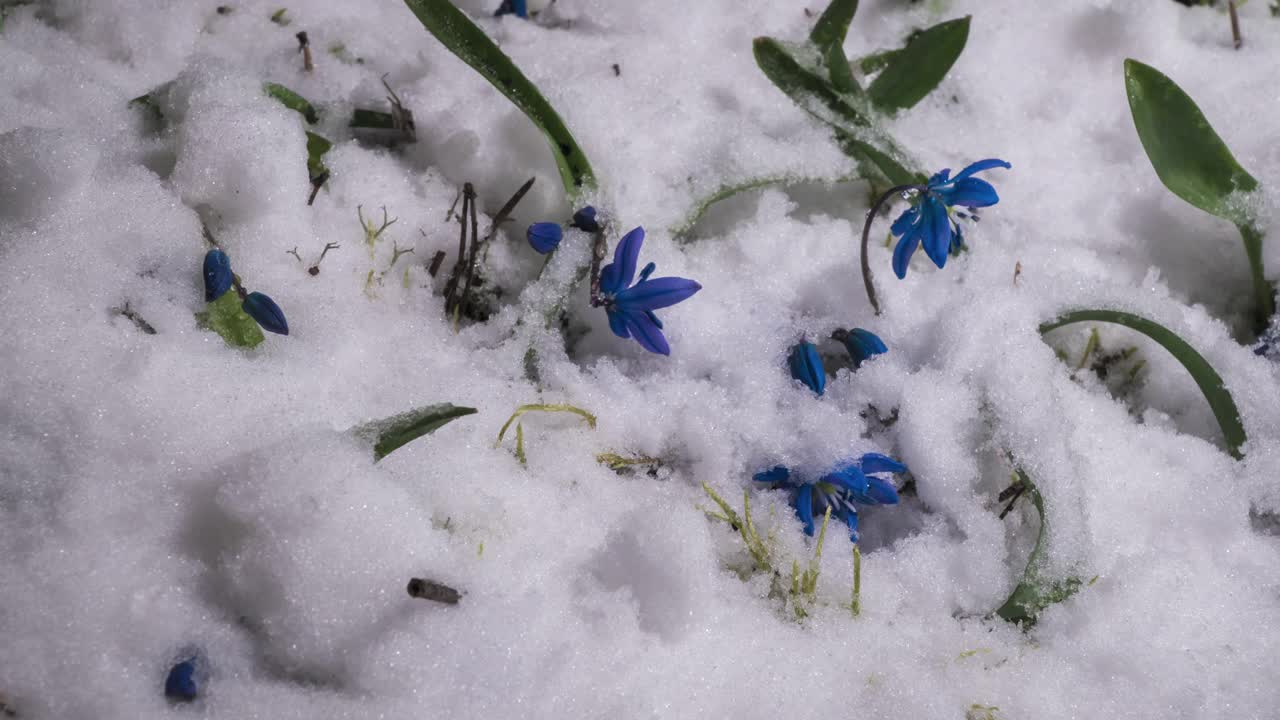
[2,0,1280,717]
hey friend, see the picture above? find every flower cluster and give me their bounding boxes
[755,453,907,541]
[890,159,1011,279]
[203,249,289,335]
[526,206,602,255]
[787,328,887,395]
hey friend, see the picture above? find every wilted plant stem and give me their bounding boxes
[860,184,920,315]
[588,230,608,307]
[1228,1,1242,50]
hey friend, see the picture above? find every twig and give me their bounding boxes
[1229,0,1242,49]
[286,247,302,262]
[588,230,608,307]
[308,242,340,275]
[480,176,536,262]
[460,184,481,320]
[389,242,415,269]
[296,31,314,71]
[307,171,328,206]
[427,249,447,277]
[115,302,157,335]
[406,578,461,605]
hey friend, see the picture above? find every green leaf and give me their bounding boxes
[809,0,859,53]
[353,403,478,462]
[305,131,332,180]
[867,17,970,113]
[400,0,595,198]
[1124,59,1259,223]
[195,291,264,349]
[350,108,396,130]
[672,173,860,242]
[752,37,922,187]
[1040,309,1246,459]
[995,470,1081,625]
[264,82,318,124]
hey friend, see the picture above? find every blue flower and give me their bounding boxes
[203,249,233,302]
[164,658,198,702]
[242,292,289,335]
[754,453,906,541]
[526,222,563,254]
[494,0,527,18]
[788,341,825,395]
[600,227,701,355]
[571,206,601,233]
[836,328,887,369]
[891,158,1011,279]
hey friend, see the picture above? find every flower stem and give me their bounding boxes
[588,229,607,307]
[860,184,920,315]
[1239,223,1274,334]
[850,544,862,617]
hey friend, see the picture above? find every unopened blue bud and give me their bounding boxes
[526,222,563,254]
[164,658,198,702]
[571,206,600,233]
[242,292,289,335]
[203,249,233,302]
[841,328,887,369]
[787,341,826,396]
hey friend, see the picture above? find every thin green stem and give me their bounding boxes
[860,184,920,315]
[1239,223,1274,334]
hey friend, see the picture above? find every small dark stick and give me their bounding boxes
[1013,260,1022,286]
[611,63,620,76]
[307,171,329,206]
[308,242,340,275]
[588,230,608,307]
[1228,1,1242,49]
[427,249,447,278]
[407,578,461,605]
[459,184,481,317]
[479,176,535,262]
[442,185,472,313]
[296,31,314,71]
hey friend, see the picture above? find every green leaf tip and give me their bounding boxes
[354,403,478,462]
[400,0,595,198]
[1124,58,1259,223]
[809,0,859,53]
[1040,309,1246,459]
[264,82,319,124]
[867,16,970,113]
[195,290,264,349]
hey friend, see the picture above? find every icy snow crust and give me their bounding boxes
[2,0,1280,717]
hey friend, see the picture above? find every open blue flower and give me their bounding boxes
[600,227,701,355]
[788,341,825,395]
[891,159,1011,279]
[754,453,906,541]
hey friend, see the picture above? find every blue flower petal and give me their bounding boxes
[203,249,233,302]
[754,466,791,484]
[795,483,816,536]
[620,309,670,355]
[822,464,870,497]
[842,510,859,541]
[892,221,923,279]
[526,222,563,254]
[606,308,630,339]
[242,292,289,335]
[937,177,1000,208]
[600,227,644,295]
[571,206,600,233]
[928,168,951,186]
[857,452,907,475]
[787,341,826,396]
[165,659,198,702]
[613,276,702,312]
[920,197,952,269]
[949,158,1011,184]
[866,476,900,505]
[843,328,887,369]
[890,205,921,238]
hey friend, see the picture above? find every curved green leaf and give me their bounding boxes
[354,403,478,462]
[1040,309,1246,459]
[401,0,595,197]
[671,173,860,242]
[305,131,332,180]
[867,17,970,113]
[752,37,921,187]
[1124,59,1259,223]
[995,468,1082,626]
[810,0,859,53]
[265,82,318,124]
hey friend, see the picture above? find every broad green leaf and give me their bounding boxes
[196,291,264,349]
[1040,309,1246,459]
[867,17,970,113]
[350,108,396,130]
[264,82,318,124]
[305,131,332,180]
[354,403,478,462]
[995,469,1082,626]
[1124,59,1259,223]
[401,0,596,197]
[809,0,859,53]
[752,37,922,187]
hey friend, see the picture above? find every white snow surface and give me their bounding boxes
[2,0,1280,717]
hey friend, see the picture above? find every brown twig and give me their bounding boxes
[480,176,535,262]
[460,184,480,317]
[427,249,447,277]
[1228,1,1242,49]
[296,31,313,71]
[308,242,340,275]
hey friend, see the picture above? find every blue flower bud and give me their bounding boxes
[787,341,826,396]
[242,292,289,335]
[164,658,198,702]
[841,328,887,369]
[526,222,563,254]
[571,206,600,233]
[203,249,233,302]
